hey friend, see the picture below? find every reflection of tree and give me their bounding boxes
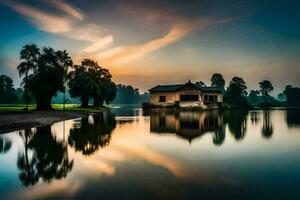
[224,111,248,141]
[285,110,300,127]
[17,129,38,186]
[262,111,273,138]
[213,127,225,146]
[26,126,73,183]
[0,135,11,154]
[68,112,116,156]
[250,111,260,124]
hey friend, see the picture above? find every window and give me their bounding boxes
[159,96,166,102]
[204,95,218,102]
[180,95,199,101]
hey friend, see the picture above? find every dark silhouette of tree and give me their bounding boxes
[0,135,11,154]
[68,112,116,155]
[248,90,260,106]
[0,74,18,103]
[224,77,250,108]
[112,84,149,104]
[259,80,274,96]
[68,59,116,107]
[283,85,300,107]
[56,50,73,110]
[195,81,206,87]
[27,125,73,182]
[262,110,273,138]
[17,129,38,186]
[17,44,40,110]
[224,110,248,141]
[211,73,225,92]
[17,44,73,110]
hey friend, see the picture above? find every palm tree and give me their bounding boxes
[17,44,40,111]
[57,50,73,110]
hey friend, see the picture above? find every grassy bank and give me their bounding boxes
[0,104,108,113]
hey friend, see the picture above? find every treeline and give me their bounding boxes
[112,84,149,105]
[2,44,117,110]
[200,73,300,108]
[0,44,149,109]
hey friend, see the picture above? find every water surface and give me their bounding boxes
[0,109,300,199]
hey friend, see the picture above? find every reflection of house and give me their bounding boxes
[148,81,223,109]
[150,110,224,143]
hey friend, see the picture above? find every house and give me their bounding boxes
[148,81,223,109]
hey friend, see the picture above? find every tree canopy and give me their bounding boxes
[259,80,274,96]
[211,73,225,92]
[68,59,116,107]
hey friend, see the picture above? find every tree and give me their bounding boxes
[283,85,300,107]
[56,50,73,110]
[68,59,116,107]
[195,81,206,87]
[248,90,260,106]
[211,73,225,92]
[17,44,40,110]
[26,47,66,110]
[259,80,274,96]
[224,77,250,108]
[0,74,18,103]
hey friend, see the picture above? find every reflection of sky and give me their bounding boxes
[0,110,300,199]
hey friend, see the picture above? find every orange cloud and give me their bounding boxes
[97,18,232,66]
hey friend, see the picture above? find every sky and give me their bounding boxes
[0,0,299,93]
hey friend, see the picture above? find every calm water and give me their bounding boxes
[0,109,300,200]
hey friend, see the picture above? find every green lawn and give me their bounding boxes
[0,104,107,113]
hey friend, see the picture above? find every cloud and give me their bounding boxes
[49,0,85,21]
[3,0,113,52]
[4,2,72,33]
[98,17,232,65]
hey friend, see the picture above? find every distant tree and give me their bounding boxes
[259,80,274,96]
[248,90,260,106]
[283,85,300,106]
[277,92,286,102]
[112,84,148,105]
[195,81,206,87]
[224,77,250,108]
[211,73,225,92]
[17,44,40,110]
[0,74,18,103]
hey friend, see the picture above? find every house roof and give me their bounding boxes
[149,81,222,93]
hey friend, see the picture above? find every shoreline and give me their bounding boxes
[0,111,88,134]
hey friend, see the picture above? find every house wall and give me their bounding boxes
[149,87,223,108]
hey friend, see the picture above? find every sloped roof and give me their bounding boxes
[149,82,222,93]
[148,84,183,92]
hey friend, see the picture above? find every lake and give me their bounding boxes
[0,108,300,199]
